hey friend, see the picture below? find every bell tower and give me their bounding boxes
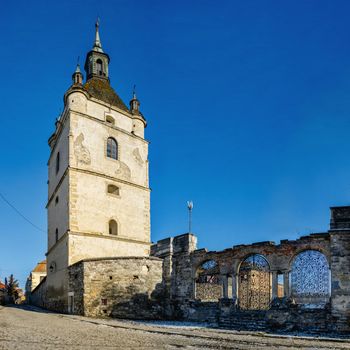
[45,22,150,310]
[84,20,110,80]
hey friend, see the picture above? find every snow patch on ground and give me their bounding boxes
[132,320,214,329]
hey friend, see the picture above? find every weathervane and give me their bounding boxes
[187,200,194,233]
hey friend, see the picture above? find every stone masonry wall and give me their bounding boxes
[151,233,198,319]
[67,262,84,315]
[329,206,350,332]
[69,257,166,319]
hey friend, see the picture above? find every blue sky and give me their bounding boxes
[2,0,350,287]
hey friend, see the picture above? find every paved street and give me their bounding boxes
[0,306,349,349]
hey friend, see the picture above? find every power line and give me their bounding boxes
[0,192,46,233]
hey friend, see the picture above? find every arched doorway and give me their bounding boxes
[238,254,271,310]
[195,260,222,301]
[290,250,330,308]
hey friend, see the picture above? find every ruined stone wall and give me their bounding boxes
[191,233,331,282]
[152,232,330,299]
[151,233,197,318]
[149,237,173,317]
[68,257,166,319]
[151,228,339,332]
[266,306,331,333]
[329,206,350,332]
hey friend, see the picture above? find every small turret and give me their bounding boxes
[130,86,146,138]
[130,86,140,115]
[72,63,83,85]
[65,61,88,113]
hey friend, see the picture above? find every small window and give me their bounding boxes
[109,220,118,235]
[106,115,115,125]
[101,298,107,305]
[96,59,103,76]
[107,137,118,160]
[107,184,119,196]
[55,196,59,205]
[56,152,60,174]
[55,228,58,242]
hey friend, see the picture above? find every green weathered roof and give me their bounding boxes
[84,78,129,112]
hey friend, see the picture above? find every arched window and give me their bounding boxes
[195,260,222,301]
[107,184,119,196]
[96,59,103,76]
[238,254,270,310]
[56,152,60,174]
[55,228,58,242]
[107,137,118,160]
[109,220,118,235]
[291,250,330,308]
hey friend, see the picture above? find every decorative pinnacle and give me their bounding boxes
[75,57,81,73]
[132,84,137,99]
[93,18,103,52]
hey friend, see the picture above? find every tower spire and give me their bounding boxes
[93,18,103,53]
[85,19,110,81]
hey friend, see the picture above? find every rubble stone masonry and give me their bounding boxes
[68,257,166,319]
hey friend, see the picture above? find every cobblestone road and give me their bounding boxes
[1,306,350,349]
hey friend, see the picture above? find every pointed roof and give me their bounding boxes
[93,18,103,53]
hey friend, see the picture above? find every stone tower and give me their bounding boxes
[45,22,150,309]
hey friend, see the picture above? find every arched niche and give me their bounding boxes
[290,250,330,308]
